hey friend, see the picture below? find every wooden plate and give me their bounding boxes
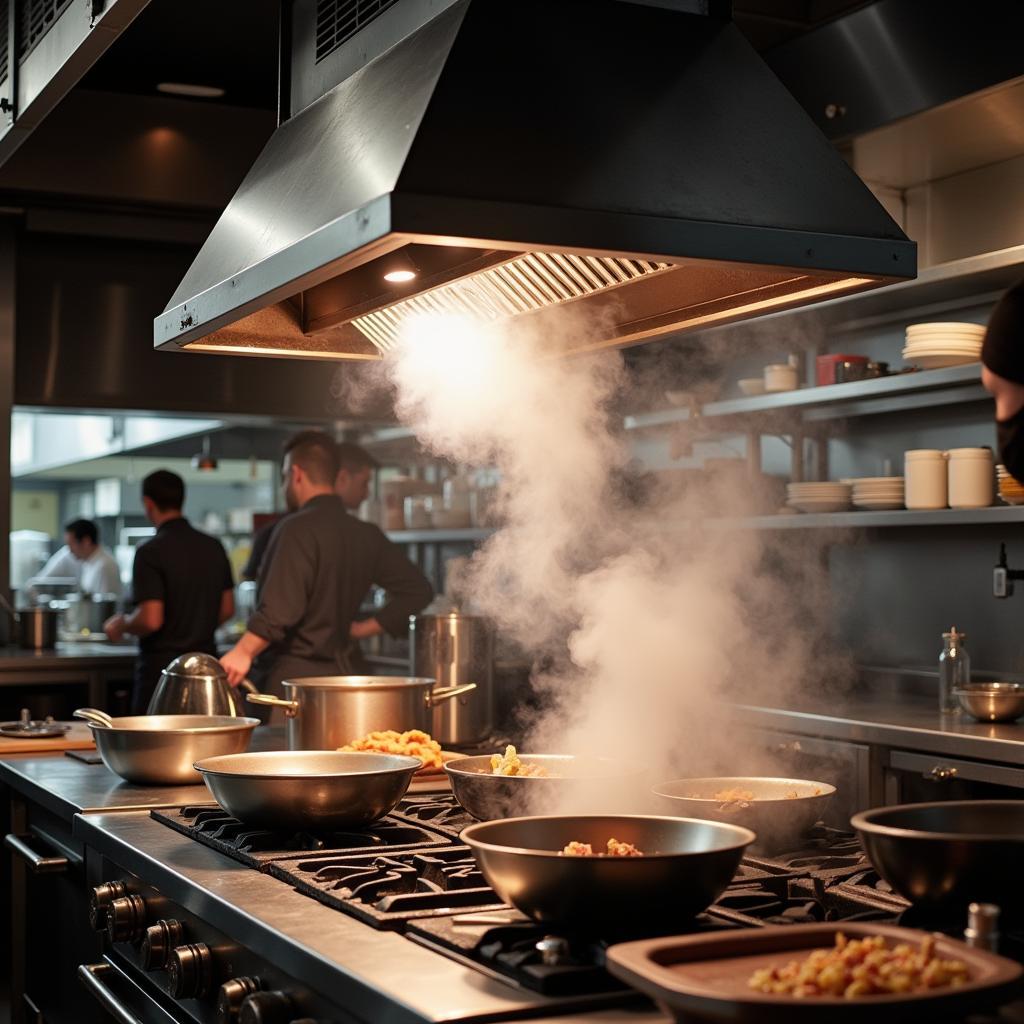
[406,751,465,793]
[606,922,1023,1022]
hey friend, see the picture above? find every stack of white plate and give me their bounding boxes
[902,322,985,369]
[786,481,852,514]
[850,476,905,510]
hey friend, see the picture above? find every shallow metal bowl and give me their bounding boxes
[88,714,259,786]
[194,750,421,830]
[652,776,834,852]
[461,814,754,934]
[954,683,1024,722]
[444,754,646,821]
[852,800,1024,913]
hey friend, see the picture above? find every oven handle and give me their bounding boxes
[4,832,69,874]
[77,963,146,1024]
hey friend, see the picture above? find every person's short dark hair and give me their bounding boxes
[336,442,379,474]
[284,430,339,485]
[142,470,185,512]
[65,519,98,544]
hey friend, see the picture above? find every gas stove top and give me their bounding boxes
[151,796,917,1000]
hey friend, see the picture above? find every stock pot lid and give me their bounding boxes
[161,651,227,681]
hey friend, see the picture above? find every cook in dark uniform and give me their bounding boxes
[219,431,433,702]
[104,470,235,713]
[983,279,1024,478]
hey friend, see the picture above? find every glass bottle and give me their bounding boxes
[938,627,970,714]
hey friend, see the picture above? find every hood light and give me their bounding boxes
[384,269,417,283]
[157,82,226,99]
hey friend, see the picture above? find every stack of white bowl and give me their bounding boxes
[786,481,852,514]
[849,476,905,510]
[902,322,985,368]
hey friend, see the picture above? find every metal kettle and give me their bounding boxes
[146,652,258,716]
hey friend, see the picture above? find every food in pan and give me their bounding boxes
[340,729,443,771]
[560,838,644,857]
[747,931,970,998]
[489,744,550,777]
[692,787,824,804]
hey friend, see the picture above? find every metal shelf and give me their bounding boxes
[387,528,495,543]
[624,363,986,432]
[710,506,1024,530]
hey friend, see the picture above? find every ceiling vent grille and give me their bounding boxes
[21,0,73,61]
[0,1,8,87]
[315,0,399,63]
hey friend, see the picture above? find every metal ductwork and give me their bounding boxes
[155,0,915,362]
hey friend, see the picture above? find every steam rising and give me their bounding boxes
[358,308,845,812]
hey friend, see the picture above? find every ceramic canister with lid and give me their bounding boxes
[904,449,948,509]
[947,447,995,509]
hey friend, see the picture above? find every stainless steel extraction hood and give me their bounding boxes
[154,0,916,361]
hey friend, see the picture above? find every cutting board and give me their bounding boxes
[0,721,96,754]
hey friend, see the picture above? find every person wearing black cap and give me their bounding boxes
[982,279,1024,480]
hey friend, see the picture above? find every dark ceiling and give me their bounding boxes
[78,0,873,115]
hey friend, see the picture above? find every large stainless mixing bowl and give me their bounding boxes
[852,801,1024,914]
[461,814,754,934]
[954,682,1024,722]
[445,754,646,820]
[193,750,421,830]
[86,715,259,785]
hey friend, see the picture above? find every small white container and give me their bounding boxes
[764,364,798,392]
[904,449,948,509]
[947,447,994,509]
[403,496,433,530]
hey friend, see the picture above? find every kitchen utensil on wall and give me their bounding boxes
[193,750,420,829]
[947,447,995,509]
[74,712,258,785]
[245,676,476,750]
[652,776,835,852]
[939,627,970,714]
[904,449,948,509]
[146,652,259,716]
[460,814,754,933]
[411,613,494,746]
[852,801,1024,915]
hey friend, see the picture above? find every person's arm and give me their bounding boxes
[220,525,312,684]
[352,532,434,640]
[104,542,163,643]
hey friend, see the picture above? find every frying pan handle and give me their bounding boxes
[238,678,260,696]
[245,693,299,718]
[426,683,476,707]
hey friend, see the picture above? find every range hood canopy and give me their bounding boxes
[155,0,915,361]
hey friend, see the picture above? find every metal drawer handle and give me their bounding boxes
[4,833,68,874]
[926,765,959,781]
[78,963,144,1024]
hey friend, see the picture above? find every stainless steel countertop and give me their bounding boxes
[0,641,137,669]
[734,693,1024,762]
[74,812,664,1024]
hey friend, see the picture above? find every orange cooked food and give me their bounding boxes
[489,744,550,777]
[559,838,644,857]
[748,932,970,999]
[340,729,443,771]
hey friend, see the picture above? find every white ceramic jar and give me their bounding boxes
[947,447,994,509]
[764,364,798,392]
[904,449,948,509]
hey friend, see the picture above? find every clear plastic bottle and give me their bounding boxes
[938,627,970,714]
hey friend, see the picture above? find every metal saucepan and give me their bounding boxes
[445,753,648,821]
[653,776,835,852]
[0,593,61,649]
[193,750,421,830]
[461,814,755,935]
[246,676,476,750]
[73,711,258,785]
[852,800,1024,915]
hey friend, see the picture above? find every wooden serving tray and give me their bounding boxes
[606,922,1023,1023]
[406,751,465,793]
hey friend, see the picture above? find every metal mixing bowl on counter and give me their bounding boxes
[444,753,647,821]
[461,814,755,934]
[954,682,1024,722]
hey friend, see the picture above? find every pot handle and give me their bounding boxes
[238,678,260,696]
[426,682,476,707]
[245,693,300,718]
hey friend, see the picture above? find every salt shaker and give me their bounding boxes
[938,627,970,714]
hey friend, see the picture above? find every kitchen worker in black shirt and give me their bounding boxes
[104,470,235,713]
[983,279,1024,479]
[219,431,433,702]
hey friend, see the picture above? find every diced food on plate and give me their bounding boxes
[340,729,443,771]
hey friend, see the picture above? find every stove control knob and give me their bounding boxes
[167,942,213,999]
[106,894,147,943]
[141,919,184,970]
[89,881,127,931]
[238,990,294,1024]
[216,976,261,1024]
